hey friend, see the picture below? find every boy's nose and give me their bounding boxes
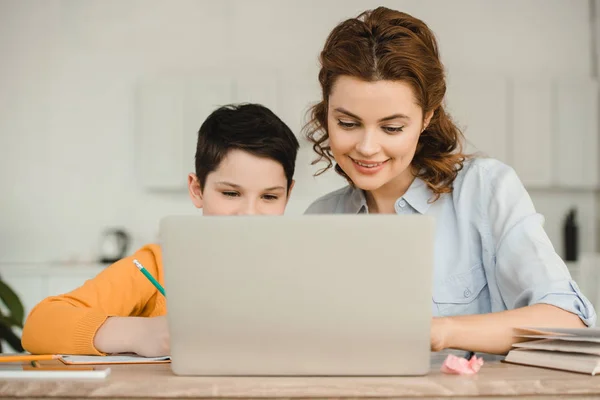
[238,200,258,215]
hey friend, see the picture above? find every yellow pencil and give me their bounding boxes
[23,365,95,371]
[0,354,59,363]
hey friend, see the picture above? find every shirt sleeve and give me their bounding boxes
[486,163,596,327]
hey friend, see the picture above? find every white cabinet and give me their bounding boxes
[555,79,599,188]
[233,72,280,115]
[182,76,234,176]
[136,73,599,192]
[510,80,553,187]
[0,273,46,323]
[446,76,598,189]
[278,71,321,139]
[0,264,105,322]
[136,71,322,192]
[0,264,104,352]
[136,75,234,190]
[445,74,510,163]
[136,77,187,190]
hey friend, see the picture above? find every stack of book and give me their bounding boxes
[505,327,600,375]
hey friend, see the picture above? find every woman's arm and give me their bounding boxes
[432,304,585,354]
[434,161,595,355]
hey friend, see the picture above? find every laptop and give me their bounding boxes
[160,214,434,376]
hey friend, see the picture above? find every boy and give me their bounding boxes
[21,103,300,356]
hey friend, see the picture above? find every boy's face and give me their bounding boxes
[188,149,293,215]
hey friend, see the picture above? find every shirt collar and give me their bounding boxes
[341,177,434,215]
[402,177,434,214]
[344,186,368,214]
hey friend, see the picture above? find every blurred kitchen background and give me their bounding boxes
[1,0,600,348]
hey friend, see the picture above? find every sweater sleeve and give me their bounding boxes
[21,244,164,355]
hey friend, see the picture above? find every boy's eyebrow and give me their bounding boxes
[215,181,241,189]
[264,186,286,191]
[333,107,410,122]
[215,181,286,191]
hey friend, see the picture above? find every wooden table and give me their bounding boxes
[1,361,600,399]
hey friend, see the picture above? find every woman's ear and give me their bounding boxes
[188,173,203,209]
[422,109,434,132]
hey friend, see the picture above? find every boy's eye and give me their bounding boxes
[337,120,359,129]
[262,194,279,201]
[383,126,404,133]
[222,191,240,198]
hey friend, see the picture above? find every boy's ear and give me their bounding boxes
[188,173,203,209]
[285,180,295,205]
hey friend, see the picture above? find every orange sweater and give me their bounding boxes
[21,244,166,355]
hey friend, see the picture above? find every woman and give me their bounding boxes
[304,7,595,355]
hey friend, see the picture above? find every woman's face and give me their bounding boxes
[327,76,431,194]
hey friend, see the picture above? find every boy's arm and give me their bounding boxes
[21,244,164,355]
[93,315,170,357]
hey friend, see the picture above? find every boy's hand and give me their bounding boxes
[95,316,170,357]
[132,316,170,357]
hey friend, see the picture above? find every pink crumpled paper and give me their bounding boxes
[440,354,484,375]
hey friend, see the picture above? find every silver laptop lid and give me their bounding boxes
[161,214,434,376]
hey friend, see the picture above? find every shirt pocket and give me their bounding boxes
[433,263,491,316]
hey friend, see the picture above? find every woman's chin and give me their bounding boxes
[347,175,387,192]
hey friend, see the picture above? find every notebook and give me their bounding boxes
[0,364,111,379]
[0,353,169,365]
[60,354,170,365]
[504,327,600,375]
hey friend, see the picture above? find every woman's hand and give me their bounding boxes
[429,305,586,355]
[430,317,453,352]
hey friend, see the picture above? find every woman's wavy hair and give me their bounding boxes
[305,7,467,201]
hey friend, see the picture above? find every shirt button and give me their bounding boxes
[397,199,406,208]
[464,288,472,298]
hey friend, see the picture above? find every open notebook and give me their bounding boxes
[0,353,170,365]
[505,327,600,375]
[0,364,111,379]
[60,354,171,365]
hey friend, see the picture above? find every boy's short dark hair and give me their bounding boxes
[195,103,300,191]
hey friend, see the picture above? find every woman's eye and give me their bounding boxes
[337,120,359,129]
[383,126,404,133]
[262,194,279,201]
[222,191,240,197]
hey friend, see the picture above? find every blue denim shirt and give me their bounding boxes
[305,157,596,326]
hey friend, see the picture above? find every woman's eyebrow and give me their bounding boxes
[333,107,410,122]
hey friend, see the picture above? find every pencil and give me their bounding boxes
[0,354,59,363]
[23,365,96,371]
[133,259,166,296]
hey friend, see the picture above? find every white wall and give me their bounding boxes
[0,0,596,264]
[595,0,600,254]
